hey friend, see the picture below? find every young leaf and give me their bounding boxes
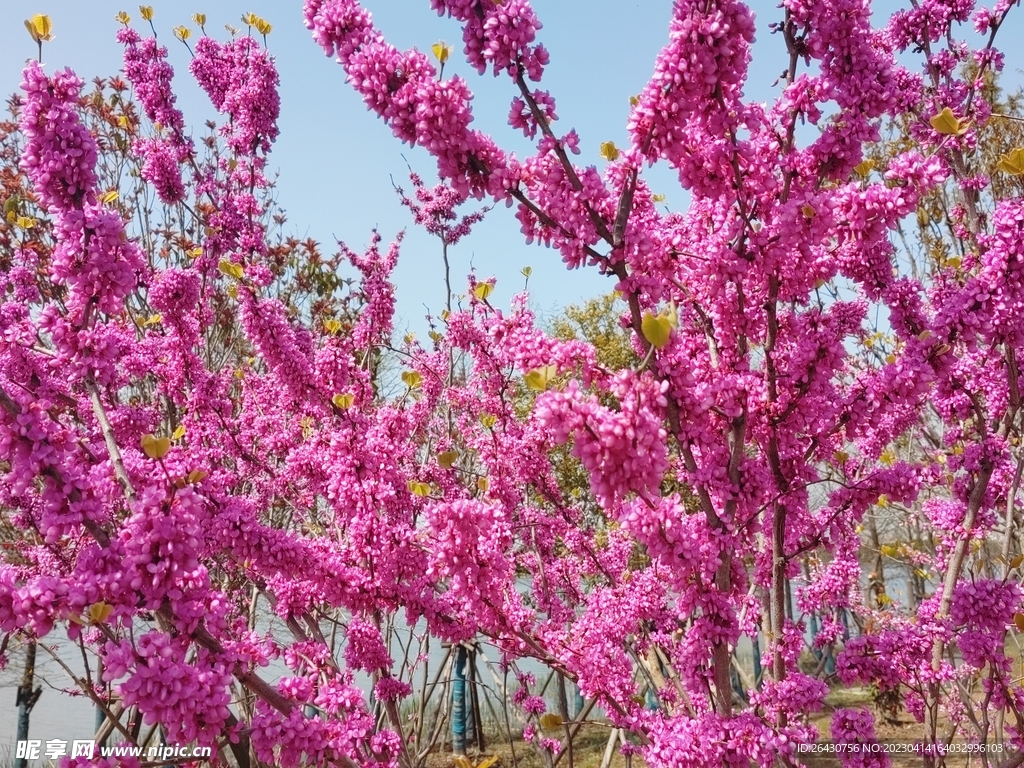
[88,602,114,624]
[171,424,186,441]
[524,364,558,392]
[401,370,422,389]
[641,311,672,349]
[997,147,1024,176]
[141,434,171,460]
[599,141,619,161]
[474,282,494,301]
[407,480,432,497]
[431,41,452,65]
[25,14,54,43]
[929,107,968,136]
[438,451,459,469]
[218,259,245,279]
[853,159,874,178]
[332,393,355,409]
[538,713,564,730]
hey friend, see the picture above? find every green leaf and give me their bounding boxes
[431,41,452,64]
[407,480,432,497]
[332,393,355,409]
[599,141,619,161]
[218,259,245,280]
[524,364,558,392]
[141,433,170,459]
[641,312,672,349]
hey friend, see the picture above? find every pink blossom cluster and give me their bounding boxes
[19,62,145,316]
[190,35,280,155]
[830,708,890,768]
[117,26,192,203]
[536,372,669,509]
[105,633,233,748]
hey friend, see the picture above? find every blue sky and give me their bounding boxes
[1,1,1021,335]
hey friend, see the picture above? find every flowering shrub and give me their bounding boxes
[4,1,1024,766]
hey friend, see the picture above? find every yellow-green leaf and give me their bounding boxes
[171,424,186,441]
[324,318,343,334]
[474,282,494,301]
[192,13,206,26]
[1011,554,1024,570]
[477,476,490,492]
[88,602,114,624]
[1014,612,1024,633]
[641,311,673,349]
[139,5,154,21]
[252,16,272,35]
[480,413,497,429]
[929,107,969,136]
[538,713,564,730]
[173,25,191,41]
[115,11,131,24]
[524,364,557,392]
[432,41,452,65]
[997,147,1024,176]
[599,141,619,161]
[407,480,432,497]
[143,313,162,326]
[438,451,459,469]
[100,189,119,204]
[186,469,208,484]
[218,259,245,279]
[521,266,532,278]
[141,433,170,460]
[25,14,54,43]
[15,216,36,230]
[853,159,874,178]
[332,393,355,409]
[401,370,422,389]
